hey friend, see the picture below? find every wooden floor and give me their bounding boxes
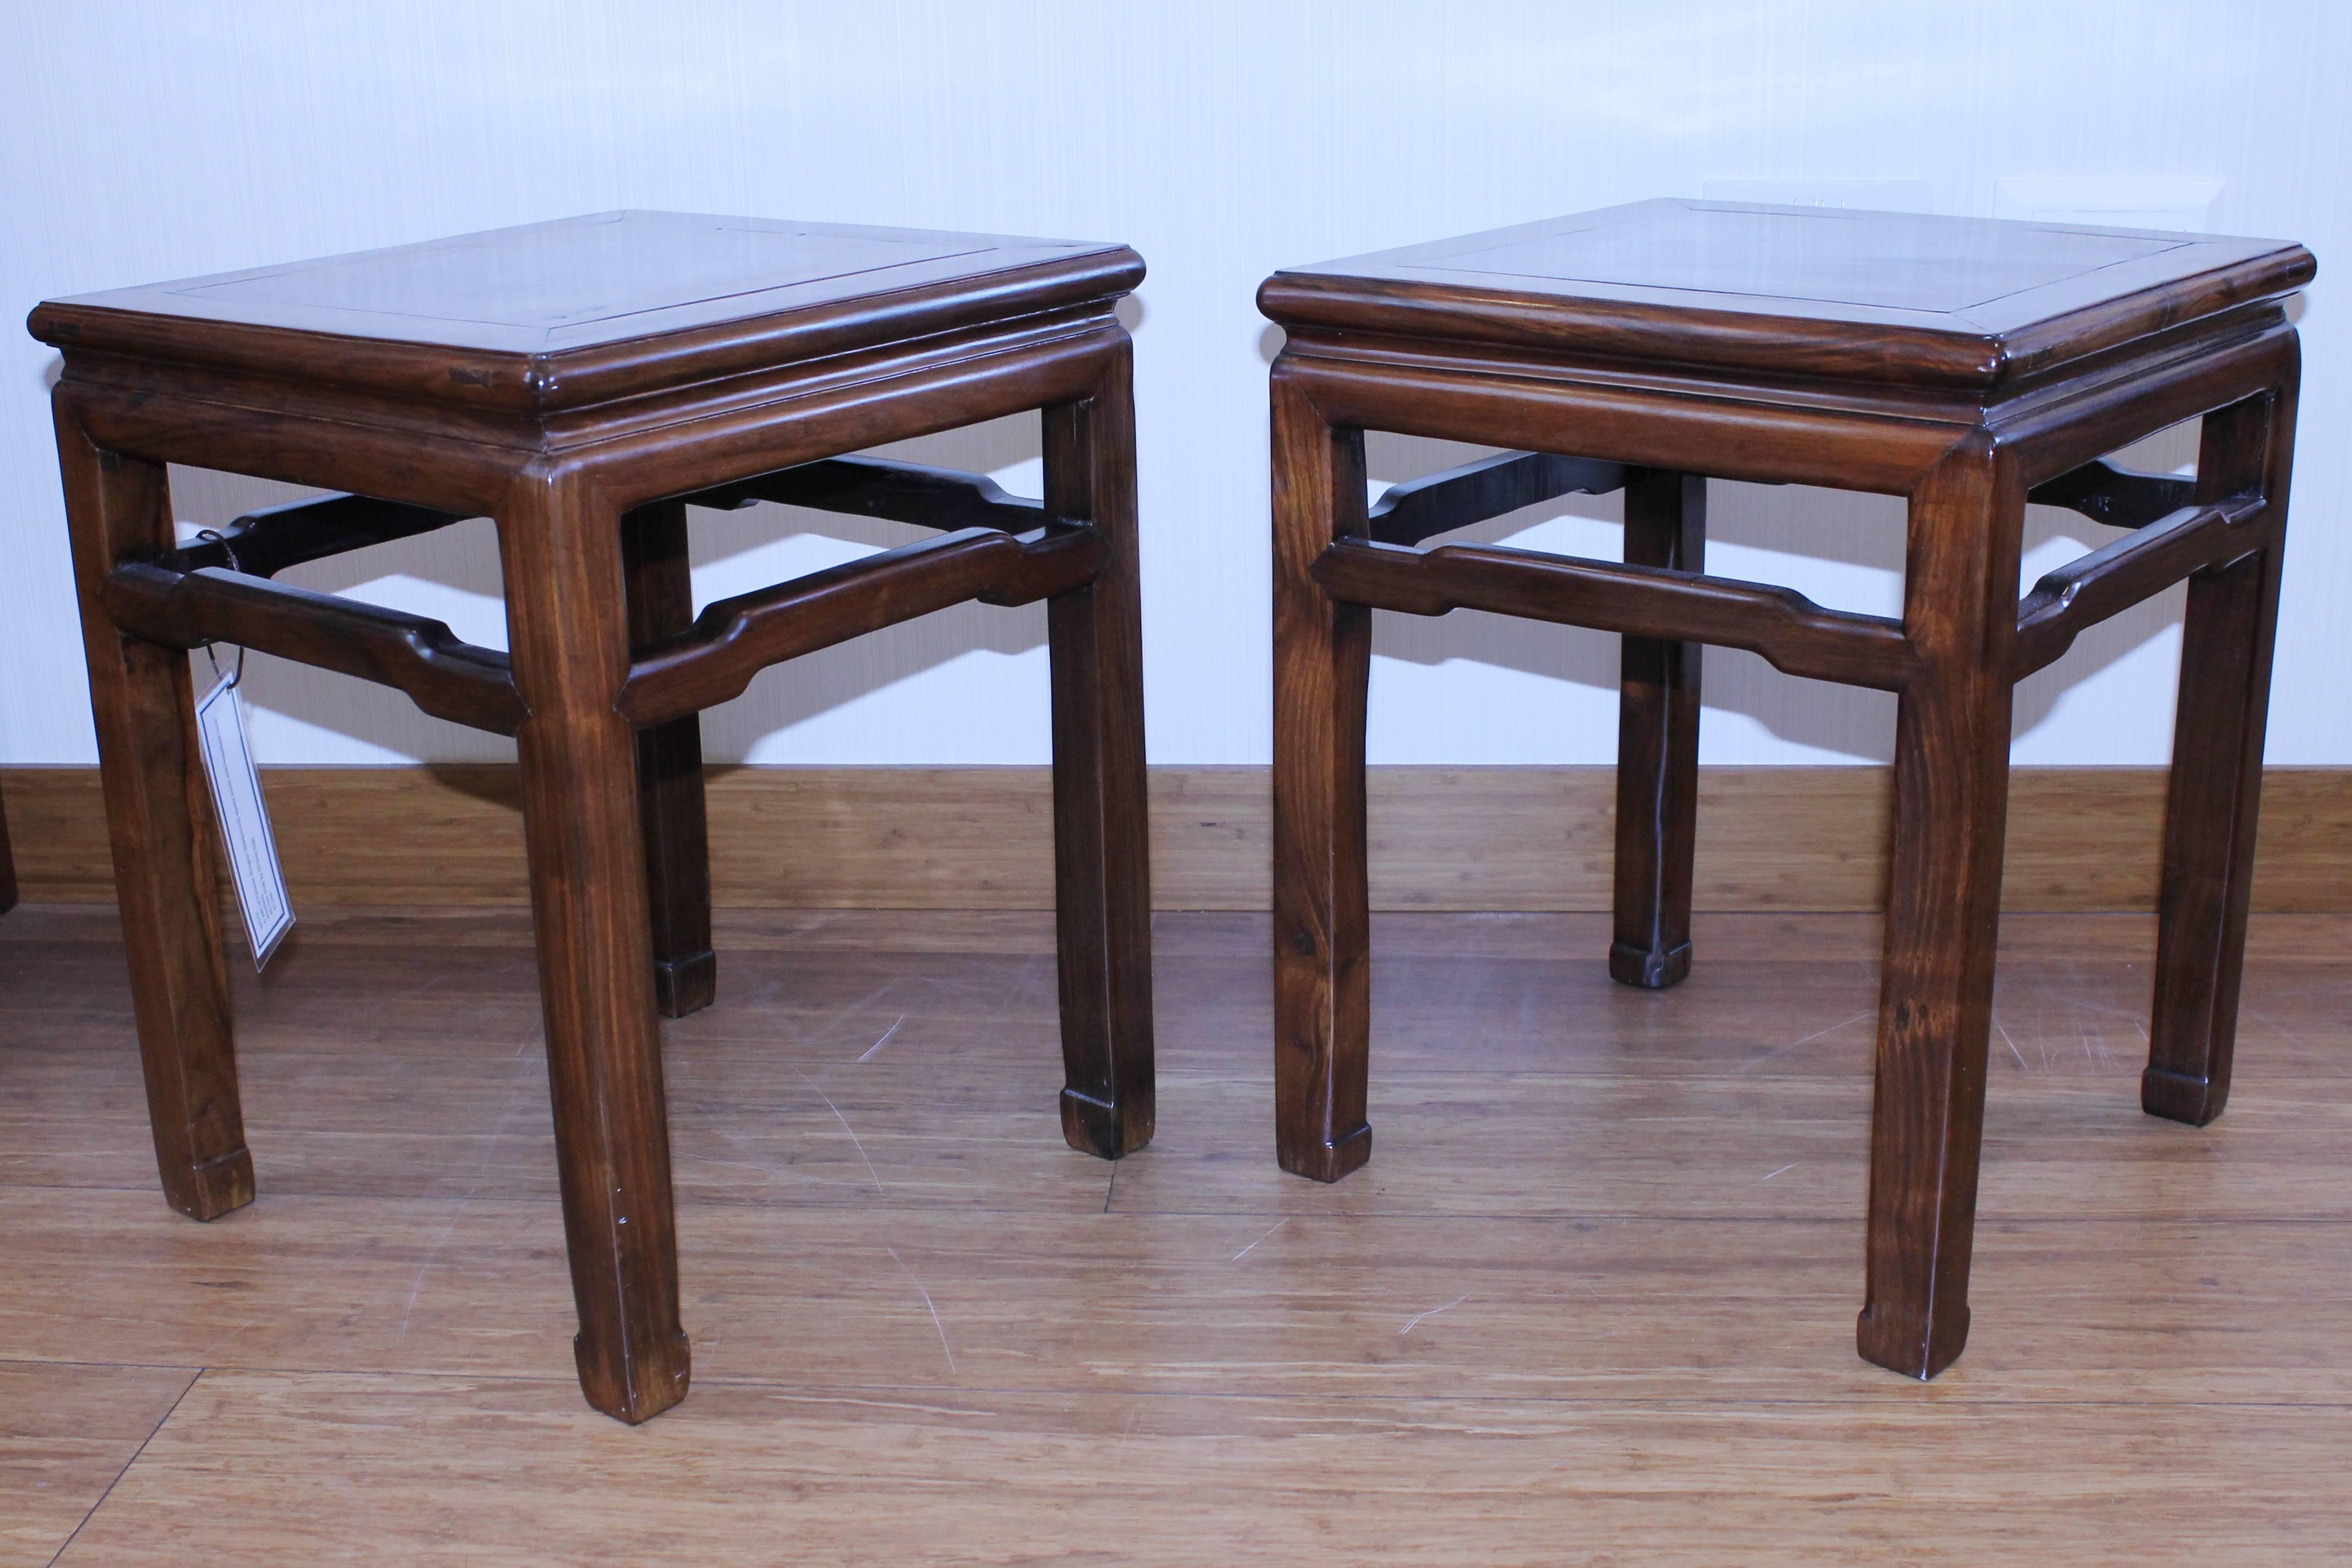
[3,904,2348,1565]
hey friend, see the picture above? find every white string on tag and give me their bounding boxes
[193,529,248,691]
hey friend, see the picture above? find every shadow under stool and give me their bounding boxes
[30,210,1157,1423]
[1259,198,2312,1380]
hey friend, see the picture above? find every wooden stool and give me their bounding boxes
[31,211,1157,1422]
[1260,199,2312,1379]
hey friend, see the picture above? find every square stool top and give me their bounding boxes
[30,210,1143,413]
[1259,199,2312,391]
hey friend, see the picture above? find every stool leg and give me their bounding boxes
[2145,379,2297,1125]
[1610,469,1707,989]
[1043,341,1156,1158]
[1856,434,2020,1380]
[0,777,17,914]
[622,499,716,1019]
[1270,369,1373,1183]
[52,412,253,1220]
[499,471,690,1424]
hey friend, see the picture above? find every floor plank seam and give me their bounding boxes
[12,1184,2352,1227]
[42,1365,200,1568]
[43,1358,2343,1414]
[0,1182,1141,1219]
[674,1385,2352,1412]
[0,1356,204,1375]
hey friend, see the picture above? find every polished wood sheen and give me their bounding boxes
[0,779,16,915]
[622,499,717,1019]
[1366,450,1627,546]
[1611,469,1705,989]
[30,210,1156,1423]
[4,903,2349,1563]
[1262,198,2314,1381]
[618,525,1104,726]
[1259,199,2310,388]
[101,560,526,734]
[34,211,1137,411]
[1311,537,1917,689]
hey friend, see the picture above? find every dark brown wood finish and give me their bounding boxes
[617,525,1104,726]
[52,428,252,1223]
[2011,493,2267,678]
[1260,199,2313,1382]
[1311,538,1917,689]
[32,211,1155,1424]
[171,491,469,577]
[622,499,716,1020]
[1270,374,1374,1183]
[1611,469,1706,990]
[2145,378,2298,1125]
[1043,341,1156,1157]
[0,778,17,915]
[100,563,526,734]
[2027,457,2196,529]
[1365,450,1626,546]
[497,464,692,1424]
[687,454,1047,532]
[1855,432,2019,1379]
[128,461,1072,1017]
[1259,199,2311,390]
[32,211,1143,413]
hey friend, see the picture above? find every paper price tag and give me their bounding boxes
[194,671,295,970]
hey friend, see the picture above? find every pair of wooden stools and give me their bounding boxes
[30,203,2311,1421]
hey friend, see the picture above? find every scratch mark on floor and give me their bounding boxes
[856,1015,907,1063]
[206,1317,263,1356]
[1232,1218,1291,1262]
[396,1076,532,1334]
[885,1244,956,1373]
[1760,1163,1796,1182]
[1738,1011,1872,1074]
[793,1067,885,1194]
[787,981,912,1053]
[1107,1404,1142,1463]
[1994,1013,2028,1071]
[1400,1293,1471,1336]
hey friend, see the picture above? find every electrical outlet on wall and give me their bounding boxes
[1700,178,1936,213]
[1992,177,2223,232]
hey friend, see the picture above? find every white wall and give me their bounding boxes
[4,0,2346,769]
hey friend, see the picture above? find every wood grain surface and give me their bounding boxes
[30,210,1144,415]
[1257,197,2313,393]
[3,903,2347,1562]
[4,764,2348,913]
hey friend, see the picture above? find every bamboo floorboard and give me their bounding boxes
[2,905,2347,1564]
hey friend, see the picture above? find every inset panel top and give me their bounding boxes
[1260,199,2312,389]
[31,211,1142,412]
